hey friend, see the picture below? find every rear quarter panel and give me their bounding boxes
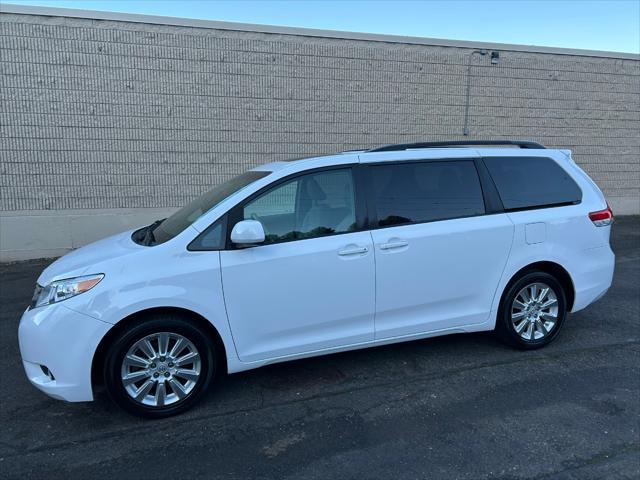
[484,150,614,317]
[494,206,614,313]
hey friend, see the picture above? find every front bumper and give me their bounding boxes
[18,303,112,402]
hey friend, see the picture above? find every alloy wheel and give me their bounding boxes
[510,282,559,342]
[121,332,202,407]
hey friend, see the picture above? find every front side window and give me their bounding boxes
[151,171,270,245]
[370,160,486,227]
[242,168,356,244]
[483,156,582,210]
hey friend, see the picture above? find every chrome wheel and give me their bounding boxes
[511,282,559,341]
[121,332,202,407]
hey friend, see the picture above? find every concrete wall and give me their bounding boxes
[1,5,639,261]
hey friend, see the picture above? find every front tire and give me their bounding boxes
[496,271,567,349]
[103,315,215,418]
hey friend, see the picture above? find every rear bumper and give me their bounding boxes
[18,303,112,402]
[571,245,615,312]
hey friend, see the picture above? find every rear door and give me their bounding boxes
[367,158,514,339]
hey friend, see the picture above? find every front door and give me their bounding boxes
[220,167,375,362]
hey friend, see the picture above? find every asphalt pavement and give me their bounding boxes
[1,217,638,480]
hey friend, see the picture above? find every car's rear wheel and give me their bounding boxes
[103,315,214,418]
[496,271,567,349]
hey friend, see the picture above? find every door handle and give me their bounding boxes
[338,246,369,256]
[379,240,409,250]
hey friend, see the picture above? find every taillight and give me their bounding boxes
[589,205,613,227]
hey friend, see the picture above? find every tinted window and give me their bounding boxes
[371,160,485,227]
[153,171,270,244]
[242,169,356,244]
[483,157,582,210]
[188,218,225,251]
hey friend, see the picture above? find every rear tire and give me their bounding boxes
[103,315,215,418]
[496,271,567,349]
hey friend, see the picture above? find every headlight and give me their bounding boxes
[30,274,104,309]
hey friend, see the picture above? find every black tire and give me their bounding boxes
[496,271,567,349]
[103,315,215,418]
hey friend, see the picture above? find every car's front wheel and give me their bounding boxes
[103,315,215,418]
[496,271,568,349]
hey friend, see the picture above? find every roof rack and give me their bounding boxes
[367,140,546,153]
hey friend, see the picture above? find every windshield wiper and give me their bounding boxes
[142,219,163,246]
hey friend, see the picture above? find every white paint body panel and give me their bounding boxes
[525,222,546,244]
[220,232,375,362]
[17,148,615,403]
[371,214,514,339]
[19,304,111,401]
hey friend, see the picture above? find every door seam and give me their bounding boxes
[489,214,517,313]
[218,250,244,361]
[369,230,378,340]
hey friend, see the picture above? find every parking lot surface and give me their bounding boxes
[1,217,638,480]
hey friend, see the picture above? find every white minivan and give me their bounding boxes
[19,141,615,417]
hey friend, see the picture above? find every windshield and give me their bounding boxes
[151,170,270,244]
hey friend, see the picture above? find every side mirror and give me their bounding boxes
[230,219,265,246]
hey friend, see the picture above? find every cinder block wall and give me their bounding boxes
[1,8,639,260]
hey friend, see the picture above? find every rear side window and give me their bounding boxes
[483,156,582,210]
[370,160,486,227]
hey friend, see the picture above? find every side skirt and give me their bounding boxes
[226,316,496,374]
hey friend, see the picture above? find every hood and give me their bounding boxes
[38,229,143,285]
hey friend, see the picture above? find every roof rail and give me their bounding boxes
[367,140,546,153]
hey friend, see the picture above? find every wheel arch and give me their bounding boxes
[91,306,228,387]
[499,261,575,313]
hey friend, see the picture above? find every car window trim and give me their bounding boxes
[224,164,365,249]
[503,201,582,213]
[474,158,505,214]
[363,158,493,231]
